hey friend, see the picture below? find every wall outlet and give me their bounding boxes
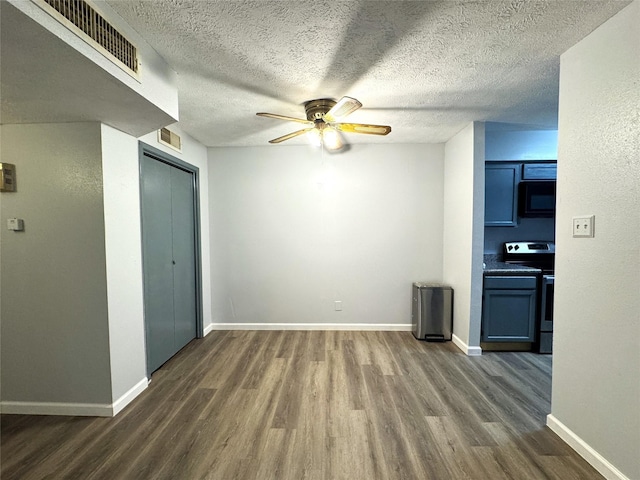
[334,301,342,311]
[573,215,595,238]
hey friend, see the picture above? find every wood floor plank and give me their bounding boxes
[341,339,366,410]
[189,359,287,480]
[324,330,340,352]
[254,428,291,480]
[1,331,605,480]
[415,354,499,447]
[275,330,296,359]
[361,364,424,479]
[291,358,329,477]
[326,348,351,439]
[1,416,100,480]
[309,329,327,362]
[383,374,455,478]
[239,330,282,390]
[370,330,404,376]
[468,446,513,480]
[327,413,381,480]
[425,415,489,479]
[271,331,311,429]
[140,388,218,480]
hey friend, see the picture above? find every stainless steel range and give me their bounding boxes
[503,241,555,353]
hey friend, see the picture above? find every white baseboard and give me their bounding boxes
[452,333,483,356]
[208,323,413,331]
[547,414,630,480]
[111,377,148,416]
[1,377,148,417]
[203,322,215,336]
[1,400,114,417]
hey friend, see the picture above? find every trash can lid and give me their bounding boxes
[413,282,452,289]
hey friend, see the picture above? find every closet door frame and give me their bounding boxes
[138,142,204,375]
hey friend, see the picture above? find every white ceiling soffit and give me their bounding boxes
[0,1,176,137]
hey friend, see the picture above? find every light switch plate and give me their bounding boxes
[573,215,595,238]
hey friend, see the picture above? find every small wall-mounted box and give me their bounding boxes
[7,218,25,231]
[0,163,17,192]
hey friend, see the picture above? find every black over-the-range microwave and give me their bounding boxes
[518,164,557,217]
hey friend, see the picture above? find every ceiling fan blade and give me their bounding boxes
[269,128,315,144]
[333,123,391,136]
[323,96,362,122]
[257,112,312,125]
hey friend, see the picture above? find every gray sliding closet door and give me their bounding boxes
[141,152,198,374]
[170,166,197,349]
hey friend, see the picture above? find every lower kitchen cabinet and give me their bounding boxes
[482,276,537,342]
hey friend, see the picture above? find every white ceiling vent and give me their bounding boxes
[158,128,182,152]
[39,0,138,75]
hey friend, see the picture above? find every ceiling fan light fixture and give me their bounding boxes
[322,127,343,150]
[257,96,390,151]
[306,128,322,147]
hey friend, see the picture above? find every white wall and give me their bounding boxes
[443,122,485,354]
[101,125,147,408]
[549,2,640,479]
[138,124,212,332]
[0,123,113,412]
[207,143,444,329]
[485,126,558,161]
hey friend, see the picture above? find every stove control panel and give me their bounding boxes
[504,242,555,254]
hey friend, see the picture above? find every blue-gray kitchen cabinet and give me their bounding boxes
[482,275,537,342]
[485,163,520,227]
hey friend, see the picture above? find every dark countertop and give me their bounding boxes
[483,254,541,275]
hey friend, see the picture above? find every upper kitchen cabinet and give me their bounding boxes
[521,163,557,180]
[485,163,520,227]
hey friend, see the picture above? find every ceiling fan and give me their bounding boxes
[256,96,391,151]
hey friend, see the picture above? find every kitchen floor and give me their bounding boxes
[1,331,602,480]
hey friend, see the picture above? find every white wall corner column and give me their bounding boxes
[443,122,485,355]
[550,2,640,479]
[101,124,149,407]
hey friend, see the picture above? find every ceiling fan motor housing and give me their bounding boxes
[304,99,336,121]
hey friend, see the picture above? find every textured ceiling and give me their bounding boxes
[6,1,631,148]
[105,0,630,147]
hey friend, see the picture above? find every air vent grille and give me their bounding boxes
[158,128,182,152]
[43,0,138,73]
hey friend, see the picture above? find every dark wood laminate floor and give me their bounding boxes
[1,331,603,480]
